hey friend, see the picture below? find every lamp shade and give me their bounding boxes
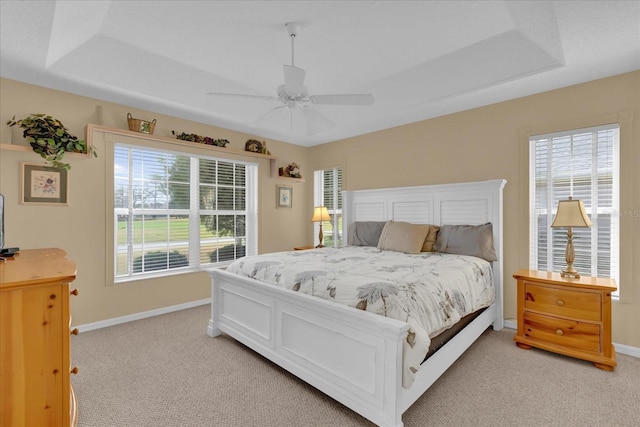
[311,206,330,222]
[551,197,592,228]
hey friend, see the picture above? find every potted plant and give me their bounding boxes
[6,113,97,170]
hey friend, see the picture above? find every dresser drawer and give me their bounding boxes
[524,282,601,321]
[523,311,601,353]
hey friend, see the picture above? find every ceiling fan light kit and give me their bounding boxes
[207,22,374,135]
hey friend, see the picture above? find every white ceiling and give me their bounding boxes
[1,1,638,147]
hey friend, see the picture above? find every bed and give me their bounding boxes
[207,179,506,427]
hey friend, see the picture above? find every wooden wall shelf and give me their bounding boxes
[0,142,32,152]
[86,124,277,162]
[269,161,306,182]
[3,125,305,185]
[86,125,301,182]
[0,142,92,159]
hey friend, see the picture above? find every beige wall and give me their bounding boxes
[1,72,638,349]
[0,78,311,326]
[309,71,639,348]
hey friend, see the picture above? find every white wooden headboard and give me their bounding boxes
[342,179,507,328]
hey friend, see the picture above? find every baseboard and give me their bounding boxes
[503,318,640,359]
[75,298,211,333]
[612,342,640,358]
[503,319,517,330]
[76,309,640,359]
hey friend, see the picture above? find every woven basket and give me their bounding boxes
[127,113,156,134]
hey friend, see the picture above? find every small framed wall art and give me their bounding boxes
[276,185,293,208]
[20,163,69,206]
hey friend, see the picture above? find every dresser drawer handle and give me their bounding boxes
[556,329,564,336]
[70,366,79,375]
[71,328,79,335]
[70,288,79,296]
[556,299,565,306]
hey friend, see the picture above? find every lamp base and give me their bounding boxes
[560,227,581,279]
[560,268,581,279]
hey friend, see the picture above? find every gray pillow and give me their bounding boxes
[433,223,498,262]
[348,221,388,246]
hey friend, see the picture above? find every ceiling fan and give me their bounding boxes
[207,22,374,135]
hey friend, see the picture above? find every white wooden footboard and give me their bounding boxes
[208,268,410,427]
[207,179,506,427]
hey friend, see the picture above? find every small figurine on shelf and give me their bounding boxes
[245,139,270,154]
[283,162,302,178]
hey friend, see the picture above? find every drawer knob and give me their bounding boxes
[556,299,565,306]
[71,328,79,335]
[556,329,564,336]
[70,366,79,375]
[70,288,79,296]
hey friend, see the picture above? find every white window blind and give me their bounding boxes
[314,167,343,247]
[529,124,619,286]
[114,144,257,281]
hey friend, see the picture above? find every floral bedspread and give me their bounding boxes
[225,246,495,387]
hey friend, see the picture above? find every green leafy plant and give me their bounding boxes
[6,113,97,170]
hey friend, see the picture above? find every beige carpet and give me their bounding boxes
[72,304,640,427]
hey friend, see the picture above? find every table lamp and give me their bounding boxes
[311,206,331,248]
[550,197,592,278]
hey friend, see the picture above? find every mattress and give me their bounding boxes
[225,245,495,386]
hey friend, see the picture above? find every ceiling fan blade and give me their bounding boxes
[251,104,334,135]
[206,92,278,102]
[283,65,306,94]
[309,94,374,105]
[299,106,335,135]
[251,105,288,128]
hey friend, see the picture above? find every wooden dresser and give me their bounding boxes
[0,248,79,426]
[513,269,616,371]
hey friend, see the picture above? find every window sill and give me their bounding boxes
[113,264,221,284]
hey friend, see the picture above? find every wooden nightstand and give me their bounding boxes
[513,269,617,371]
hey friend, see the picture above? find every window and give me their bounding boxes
[114,143,257,281]
[529,124,619,286]
[314,167,343,247]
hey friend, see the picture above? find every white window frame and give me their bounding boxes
[113,143,257,283]
[529,124,619,290]
[313,167,342,247]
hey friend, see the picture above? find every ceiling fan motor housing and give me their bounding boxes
[286,22,300,37]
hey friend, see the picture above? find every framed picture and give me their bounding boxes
[277,185,293,208]
[20,163,69,205]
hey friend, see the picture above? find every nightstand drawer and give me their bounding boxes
[514,270,616,370]
[524,282,601,321]
[523,311,601,353]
